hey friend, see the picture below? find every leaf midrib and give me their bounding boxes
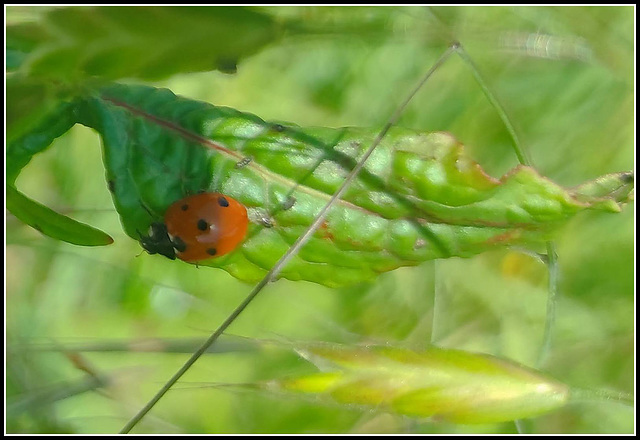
[101,95,559,232]
[101,95,385,219]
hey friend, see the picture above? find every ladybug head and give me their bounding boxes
[138,222,177,260]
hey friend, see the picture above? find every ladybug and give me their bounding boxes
[140,193,248,262]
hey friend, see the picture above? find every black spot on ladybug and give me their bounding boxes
[218,196,229,207]
[181,204,189,211]
[197,219,208,231]
[107,180,115,192]
[207,248,217,256]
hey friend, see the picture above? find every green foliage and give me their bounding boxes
[6,186,113,246]
[273,343,569,424]
[6,6,281,81]
[73,83,631,286]
[5,21,51,71]
[6,93,77,183]
[5,5,634,435]
[5,5,281,250]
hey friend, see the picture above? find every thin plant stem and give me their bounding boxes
[455,43,561,433]
[430,260,447,344]
[538,241,559,366]
[454,43,559,368]
[570,387,634,407]
[119,44,458,434]
[514,419,527,434]
[454,45,532,168]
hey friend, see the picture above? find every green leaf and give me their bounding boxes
[5,75,75,145]
[70,83,633,287]
[5,82,113,247]
[5,21,52,71]
[7,374,107,418]
[272,343,570,424]
[570,171,634,211]
[6,186,113,247]
[6,95,77,185]
[8,6,281,81]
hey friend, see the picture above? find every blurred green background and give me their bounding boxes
[6,6,634,434]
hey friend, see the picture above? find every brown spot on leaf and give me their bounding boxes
[485,230,521,246]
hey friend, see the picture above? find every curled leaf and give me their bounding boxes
[74,83,633,286]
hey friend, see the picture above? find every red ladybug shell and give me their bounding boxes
[164,193,248,262]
